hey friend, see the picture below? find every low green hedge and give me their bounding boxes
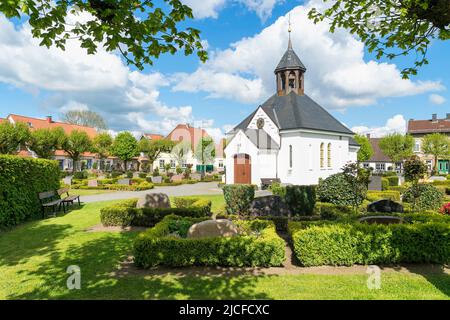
[366,190,401,202]
[315,202,355,221]
[285,185,316,215]
[72,181,154,191]
[386,176,399,187]
[100,199,210,227]
[172,196,212,216]
[381,178,389,191]
[133,215,285,268]
[288,220,450,266]
[223,184,255,215]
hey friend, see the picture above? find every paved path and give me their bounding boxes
[81,182,272,203]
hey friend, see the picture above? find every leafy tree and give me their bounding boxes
[379,133,414,169]
[0,0,207,70]
[194,137,215,176]
[421,133,450,174]
[354,134,374,162]
[0,121,30,155]
[170,140,191,167]
[138,138,174,171]
[62,110,108,130]
[111,132,138,171]
[92,131,113,170]
[309,0,450,78]
[59,130,92,172]
[28,127,65,159]
[341,162,370,213]
[403,156,428,212]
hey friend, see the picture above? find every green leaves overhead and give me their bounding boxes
[309,0,449,78]
[2,0,208,69]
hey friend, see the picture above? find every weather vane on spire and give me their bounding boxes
[288,13,292,49]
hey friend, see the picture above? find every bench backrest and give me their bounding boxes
[38,191,57,204]
[57,188,69,196]
[261,178,280,184]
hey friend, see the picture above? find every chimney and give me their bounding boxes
[446,113,450,120]
[46,116,52,123]
[366,133,371,139]
[432,114,437,122]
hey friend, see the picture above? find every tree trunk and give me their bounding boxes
[124,160,127,172]
[435,155,439,174]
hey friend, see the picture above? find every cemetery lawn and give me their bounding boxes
[0,199,448,300]
[68,189,116,196]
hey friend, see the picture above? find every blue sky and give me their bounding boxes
[0,0,448,141]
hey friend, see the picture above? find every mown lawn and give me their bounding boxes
[0,200,449,300]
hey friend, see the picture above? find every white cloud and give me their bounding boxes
[174,1,443,109]
[352,114,407,138]
[0,14,213,135]
[183,0,281,20]
[429,93,446,105]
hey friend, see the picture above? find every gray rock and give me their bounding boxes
[136,193,171,209]
[151,176,162,184]
[190,173,202,181]
[118,178,131,185]
[367,199,404,213]
[87,179,98,187]
[429,176,446,181]
[187,219,239,239]
[171,174,184,182]
[63,176,72,185]
[249,195,291,216]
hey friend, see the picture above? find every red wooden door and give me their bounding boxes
[234,154,251,184]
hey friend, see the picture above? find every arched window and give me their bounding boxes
[320,143,324,168]
[327,143,331,167]
[289,145,293,168]
[288,71,296,89]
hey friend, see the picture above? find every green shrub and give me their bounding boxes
[285,185,316,215]
[288,221,450,266]
[100,199,210,227]
[366,190,401,202]
[126,171,133,178]
[138,173,147,179]
[381,178,389,191]
[315,202,354,221]
[0,155,60,227]
[403,184,444,211]
[382,171,397,177]
[133,215,285,268]
[387,176,399,187]
[73,170,88,180]
[432,180,450,186]
[111,171,123,178]
[173,196,212,216]
[270,182,286,198]
[222,184,255,215]
[387,185,407,193]
[317,173,363,206]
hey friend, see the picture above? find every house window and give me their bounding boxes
[170,160,176,168]
[363,163,369,168]
[181,160,187,168]
[289,145,293,168]
[414,141,420,152]
[159,160,165,169]
[375,163,385,171]
[218,160,224,168]
[327,143,331,167]
[320,143,324,168]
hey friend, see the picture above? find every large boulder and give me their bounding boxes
[367,199,404,213]
[136,193,171,209]
[249,195,291,216]
[187,219,239,239]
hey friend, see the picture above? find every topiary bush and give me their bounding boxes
[403,184,444,211]
[222,184,255,215]
[381,178,389,191]
[366,190,401,202]
[284,185,316,215]
[270,182,286,198]
[0,155,60,228]
[133,215,285,268]
[73,170,88,180]
[315,202,354,221]
[288,220,450,266]
[387,176,399,187]
[317,173,364,206]
[172,196,212,216]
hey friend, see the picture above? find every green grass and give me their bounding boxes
[69,189,116,196]
[0,200,449,300]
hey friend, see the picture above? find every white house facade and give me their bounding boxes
[224,33,359,186]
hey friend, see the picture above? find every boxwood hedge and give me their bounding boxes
[288,220,450,266]
[133,215,285,268]
[0,155,60,228]
[100,199,212,227]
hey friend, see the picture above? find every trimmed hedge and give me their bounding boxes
[100,199,210,227]
[315,202,354,221]
[173,196,212,216]
[222,184,255,215]
[403,184,444,211]
[133,215,285,268]
[0,155,60,227]
[285,185,316,216]
[72,181,154,191]
[289,220,450,266]
[317,173,365,206]
[381,178,389,191]
[366,190,401,202]
[386,176,399,187]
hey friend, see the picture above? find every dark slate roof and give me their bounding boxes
[234,92,354,135]
[349,137,360,147]
[275,47,306,72]
[244,129,279,150]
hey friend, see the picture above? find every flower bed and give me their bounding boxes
[133,215,285,268]
[288,219,450,266]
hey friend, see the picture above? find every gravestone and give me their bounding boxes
[136,193,171,209]
[87,179,98,187]
[249,195,291,216]
[151,176,162,184]
[187,219,239,239]
[190,173,201,181]
[63,176,72,185]
[368,175,382,191]
[171,174,184,182]
[118,178,131,186]
[367,199,404,213]
[429,176,446,181]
